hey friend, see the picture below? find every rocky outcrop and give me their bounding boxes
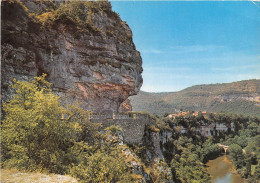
[1,0,143,113]
[104,126,173,183]
[215,93,260,103]
[119,98,133,112]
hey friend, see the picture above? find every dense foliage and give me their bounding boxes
[222,121,260,182]
[170,137,211,183]
[70,141,132,182]
[1,75,79,173]
[1,75,137,182]
[148,113,260,182]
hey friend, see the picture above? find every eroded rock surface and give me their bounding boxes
[1,0,143,113]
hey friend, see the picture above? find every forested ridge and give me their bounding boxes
[130,79,260,117]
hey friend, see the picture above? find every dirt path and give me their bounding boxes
[1,169,78,183]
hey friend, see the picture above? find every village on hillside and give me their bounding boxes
[167,111,234,137]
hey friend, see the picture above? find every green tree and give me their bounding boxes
[229,144,245,169]
[201,139,222,163]
[1,74,90,173]
[171,137,210,183]
[171,152,210,183]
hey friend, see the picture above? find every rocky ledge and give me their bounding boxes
[1,0,143,113]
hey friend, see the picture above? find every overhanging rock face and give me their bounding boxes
[1,1,143,113]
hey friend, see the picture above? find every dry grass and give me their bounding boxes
[0,169,78,183]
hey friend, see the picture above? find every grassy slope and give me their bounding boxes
[130,79,260,117]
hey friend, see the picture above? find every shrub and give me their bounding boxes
[70,147,132,183]
[1,74,98,174]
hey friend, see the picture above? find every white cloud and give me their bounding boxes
[145,67,192,72]
[140,45,225,55]
[144,54,260,67]
[170,45,226,54]
[141,84,160,93]
[211,64,260,72]
[141,83,185,93]
[140,49,164,54]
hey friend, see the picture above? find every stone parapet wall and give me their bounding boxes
[89,113,139,120]
[90,114,151,145]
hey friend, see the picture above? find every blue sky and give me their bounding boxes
[111,1,260,92]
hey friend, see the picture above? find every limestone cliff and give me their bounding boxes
[1,0,143,113]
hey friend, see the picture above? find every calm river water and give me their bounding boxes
[206,155,247,183]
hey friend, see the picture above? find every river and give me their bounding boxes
[206,155,247,183]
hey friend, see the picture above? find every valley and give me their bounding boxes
[130,80,260,117]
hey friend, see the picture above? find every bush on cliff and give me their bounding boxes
[70,146,132,182]
[28,1,118,34]
[1,74,97,174]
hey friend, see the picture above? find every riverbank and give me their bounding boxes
[206,155,246,183]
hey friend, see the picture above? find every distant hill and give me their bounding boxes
[129,79,260,117]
